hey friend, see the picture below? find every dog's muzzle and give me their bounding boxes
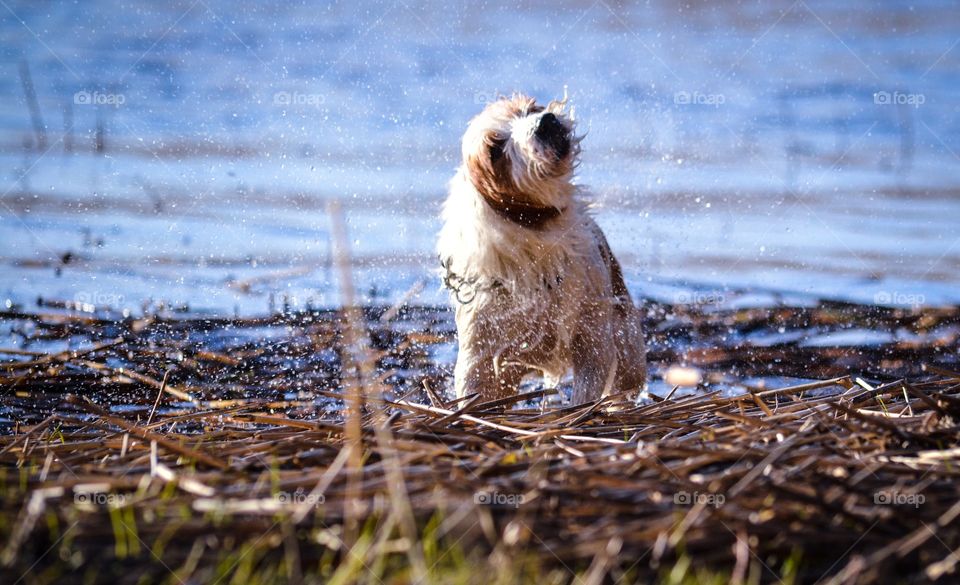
[534,113,570,158]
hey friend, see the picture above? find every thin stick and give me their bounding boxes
[328,200,427,578]
[392,400,538,437]
[328,199,368,550]
[146,368,172,426]
[18,60,46,150]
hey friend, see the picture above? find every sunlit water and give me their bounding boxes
[1,0,958,317]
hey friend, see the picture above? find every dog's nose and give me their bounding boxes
[534,112,570,158]
[535,113,564,139]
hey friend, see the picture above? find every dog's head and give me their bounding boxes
[461,94,580,211]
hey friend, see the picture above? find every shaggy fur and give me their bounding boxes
[437,94,646,404]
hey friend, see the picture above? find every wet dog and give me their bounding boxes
[437,94,646,403]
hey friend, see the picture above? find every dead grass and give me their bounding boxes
[0,301,959,584]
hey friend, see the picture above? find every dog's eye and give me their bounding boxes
[488,138,506,163]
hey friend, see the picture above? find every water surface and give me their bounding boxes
[1,0,958,316]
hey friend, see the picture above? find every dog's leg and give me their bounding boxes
[594,226,647,400]
[454,346,524,401]
[453,306,525,401]
[570,303,618,404]
[614,306,647,397]
[453,346,482,399]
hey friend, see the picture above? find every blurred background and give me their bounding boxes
[1,0,958,316]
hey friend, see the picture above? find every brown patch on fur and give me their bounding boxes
[467,148,564,229]
[479,191,564,229]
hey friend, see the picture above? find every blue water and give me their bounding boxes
[1,0,958,316]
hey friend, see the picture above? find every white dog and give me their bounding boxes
[437,94,646,404]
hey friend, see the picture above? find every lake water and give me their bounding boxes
[1,0,958,317]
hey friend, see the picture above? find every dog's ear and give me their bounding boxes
[488,136,506,163]
[467,132,523,204]
[467,133,502,202]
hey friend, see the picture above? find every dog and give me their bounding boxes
[437,93,646,404]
